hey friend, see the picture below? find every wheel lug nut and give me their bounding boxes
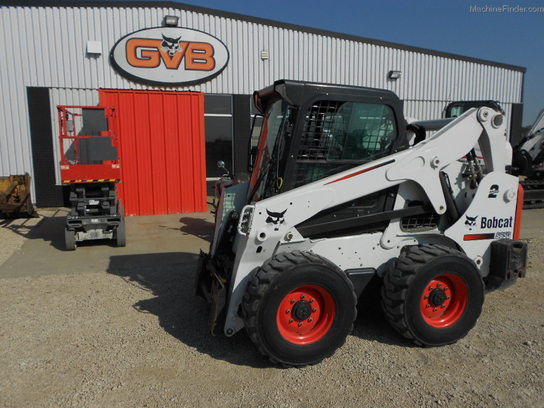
[298,322,303,327]
[444,287,448,291]
[309,299,314,303]
[426,304,430,308]
[446,296,450,299]
[286,309,291,313]
[441,304,446,308]
[290,299,296,304]
[429,286,434,290]
[308,318,313,322]
[289,319,294,323]
[312,308,317,312]
[433,308,438,312]
[424,295,429,299]
[301,295,305,299]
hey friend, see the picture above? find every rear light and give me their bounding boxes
[513,184,524,240]
[238,205,254,235]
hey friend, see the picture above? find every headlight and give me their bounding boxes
[238,205,254,235]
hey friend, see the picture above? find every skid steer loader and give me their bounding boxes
[196,80,527,366]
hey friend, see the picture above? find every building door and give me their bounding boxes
[100,89,206,216]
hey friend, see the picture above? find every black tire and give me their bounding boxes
[115,217,126,247]
[65,228,76,251]
[242,250,357,367]
[381,244,484,347]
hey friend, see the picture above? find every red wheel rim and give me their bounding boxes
[420,273,469,328]
[276,285,336,345]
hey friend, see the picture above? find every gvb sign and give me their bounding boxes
[110,27,229,86]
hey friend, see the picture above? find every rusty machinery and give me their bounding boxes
[0,173,37,218]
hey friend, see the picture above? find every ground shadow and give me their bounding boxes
[353,301,415,348]
[178,217,215,242]
[1,210,67,251]
[107,251,412,369]
[352,279,415,347]
[107,252,268,368]
[1,209,121,252]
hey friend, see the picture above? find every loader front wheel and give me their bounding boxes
[242,251,357,367]
[381,244,484,347]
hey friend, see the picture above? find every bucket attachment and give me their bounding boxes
[0,174,38,218]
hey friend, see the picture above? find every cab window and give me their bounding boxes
[294,101,397,187]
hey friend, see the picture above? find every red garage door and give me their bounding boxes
[100,89,206,216]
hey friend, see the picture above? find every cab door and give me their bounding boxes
[288,98,401,238]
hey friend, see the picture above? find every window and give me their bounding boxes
[449,106,466,118]
[205,95,233,178]
[249,100,290,201]
[294,101,397,186]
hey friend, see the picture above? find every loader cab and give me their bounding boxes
[248,80,408,205]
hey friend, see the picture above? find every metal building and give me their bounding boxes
[0,0,525,213]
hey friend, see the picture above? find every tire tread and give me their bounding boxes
[242,250,357,367]
[381,244,478,346]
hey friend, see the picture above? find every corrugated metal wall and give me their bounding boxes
[0,4,525,191]
[100,89,207,215]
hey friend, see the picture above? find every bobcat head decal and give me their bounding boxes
[266,209,287,231]
[465,215,478,227]
[161,34,182,57]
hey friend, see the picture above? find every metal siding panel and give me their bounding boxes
[1,9,16,174]
[115,91,140,214]
[163,93,182,212]
[148,93,168,214]
[181,93,197,211]
[0,4,525,100]
[177,93,192,212]
[1,8,29,176]
[134,93,154,214]
[195,93,208,212]
[100,89,206,215]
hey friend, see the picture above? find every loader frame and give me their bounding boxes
[197,81,526,354]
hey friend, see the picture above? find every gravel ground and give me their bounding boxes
[0,212,542,408]
[0,220,32,265]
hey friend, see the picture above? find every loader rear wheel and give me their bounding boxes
[65,228,76,251]
[381,244,484,347]
[242,251,357,367]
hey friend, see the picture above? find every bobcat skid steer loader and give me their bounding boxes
[196,80,527,367]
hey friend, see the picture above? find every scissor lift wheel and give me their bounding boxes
[115,206,126,247]
[65,228,76,251]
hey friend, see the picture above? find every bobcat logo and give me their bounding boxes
[465,215,478,227]
[161,34,181,57]
[266,209,287,231]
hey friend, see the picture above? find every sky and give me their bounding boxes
[166,0,543,126]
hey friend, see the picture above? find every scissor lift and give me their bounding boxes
[58,105,126,250]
